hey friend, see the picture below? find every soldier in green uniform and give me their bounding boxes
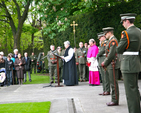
[47,45,57,83]
[117,13,141,113]
[76,42,87,82]
[30,52,37,74]
[84,43,89,81]
[41,52,45,73]
[101,27,120,106]
[57,46,64,82]
[97,32,110,96]
[74,47,79,77]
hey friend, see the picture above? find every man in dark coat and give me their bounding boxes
[61,41,78,86]
[23,52,31,82]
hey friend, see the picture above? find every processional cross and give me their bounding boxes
[70,21,78,47]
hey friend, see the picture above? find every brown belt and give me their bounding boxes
[50,58,56,60]
[78,56,84,58]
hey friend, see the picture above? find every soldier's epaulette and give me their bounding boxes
[109,39,118,48]
[122,31,125,34]
[121,31,125,39]
[101,41,104,47]
[101,40,107,47]
[122,30,130,49]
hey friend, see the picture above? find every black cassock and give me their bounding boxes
[62,46,78,86]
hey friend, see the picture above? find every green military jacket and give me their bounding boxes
[47,50,57,66]
[57,50,65,67]
[76,47,87,64]
[117,25,141,73]
[41,54,45,62]
[30,55,37,64]
[104,36,120,69]
[97,40,107,67]
[74,49,78,63]
[61,49,65,56]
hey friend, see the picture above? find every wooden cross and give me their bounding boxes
[70,21,78,47]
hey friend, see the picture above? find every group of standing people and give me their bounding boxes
[97,13,141,113]
[47,40,100,86]
[0,49,38,86]
[74,40,100,86]
[47,13,141,113]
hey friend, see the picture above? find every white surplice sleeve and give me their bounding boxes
[64,48,74,62]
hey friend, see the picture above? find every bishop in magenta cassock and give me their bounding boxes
[87,39,100,86]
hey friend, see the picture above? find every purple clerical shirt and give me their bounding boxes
[87,45,99,58]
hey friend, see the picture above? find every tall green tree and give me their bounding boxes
[0,0,32,51]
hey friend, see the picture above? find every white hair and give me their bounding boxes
[89,39,95,43]
[64,41,70,45]
[0,51,4,55]
[24,52,28,55]
[14,49,18,53]
[50,45,55,49]
[79,42,83,45]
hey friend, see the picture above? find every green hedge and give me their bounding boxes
[54,0,141,48]
[43,0,141,68]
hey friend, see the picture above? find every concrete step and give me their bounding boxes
[49,98,84,113]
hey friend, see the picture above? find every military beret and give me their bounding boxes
[97,32,105,39]
[102,27,114,34]
[120,13,137,22]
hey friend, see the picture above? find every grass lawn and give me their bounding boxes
[23,73,50,84]
[0,101,51,113]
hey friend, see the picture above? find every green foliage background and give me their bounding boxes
[42,0,141,69]
[44,0,141,50]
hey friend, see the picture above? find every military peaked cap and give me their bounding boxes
[97,32,105,39]
[102,27,114,34]
[120,13,137,22]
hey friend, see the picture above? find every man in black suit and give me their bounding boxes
[23,52,31,82]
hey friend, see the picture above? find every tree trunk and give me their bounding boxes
[13,20,23,52]
[31,19,35,53]
[1,0,31,52]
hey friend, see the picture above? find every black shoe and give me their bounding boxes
[94,84,99,86]
[29,79,32,82]
[24,80,27,83]
[50,81,53,84]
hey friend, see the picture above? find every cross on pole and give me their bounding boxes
[70,21,78,47]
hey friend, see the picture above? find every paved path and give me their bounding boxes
[0,80,141,113]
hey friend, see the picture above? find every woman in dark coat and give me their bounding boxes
[14,53,25,85]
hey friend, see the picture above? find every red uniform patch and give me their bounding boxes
[112,42,115,45]
[121,34,124,39]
